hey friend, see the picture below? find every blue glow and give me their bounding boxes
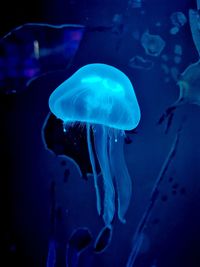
[48,63,141,225]
[81,75,102,83]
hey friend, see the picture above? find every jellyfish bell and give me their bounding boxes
[49,63,140,130]
[48,63,141,225]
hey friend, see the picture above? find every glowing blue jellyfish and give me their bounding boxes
[48,63,141,225]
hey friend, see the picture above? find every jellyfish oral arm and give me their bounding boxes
[88,124,134,225]
[86,123,101,215]
[109,131,132,223]
[94,125,115,226]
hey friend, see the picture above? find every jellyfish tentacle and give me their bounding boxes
[86,123,101,215]
[94,125,115,225]
[109,130,132,223]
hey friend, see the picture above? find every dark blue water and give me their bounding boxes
[0,0,200,266]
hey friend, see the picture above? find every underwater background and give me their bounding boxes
[1,0,200,266]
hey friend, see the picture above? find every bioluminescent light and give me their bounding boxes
[48,63,141,225]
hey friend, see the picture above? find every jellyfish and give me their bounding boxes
[48,63,141,225]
